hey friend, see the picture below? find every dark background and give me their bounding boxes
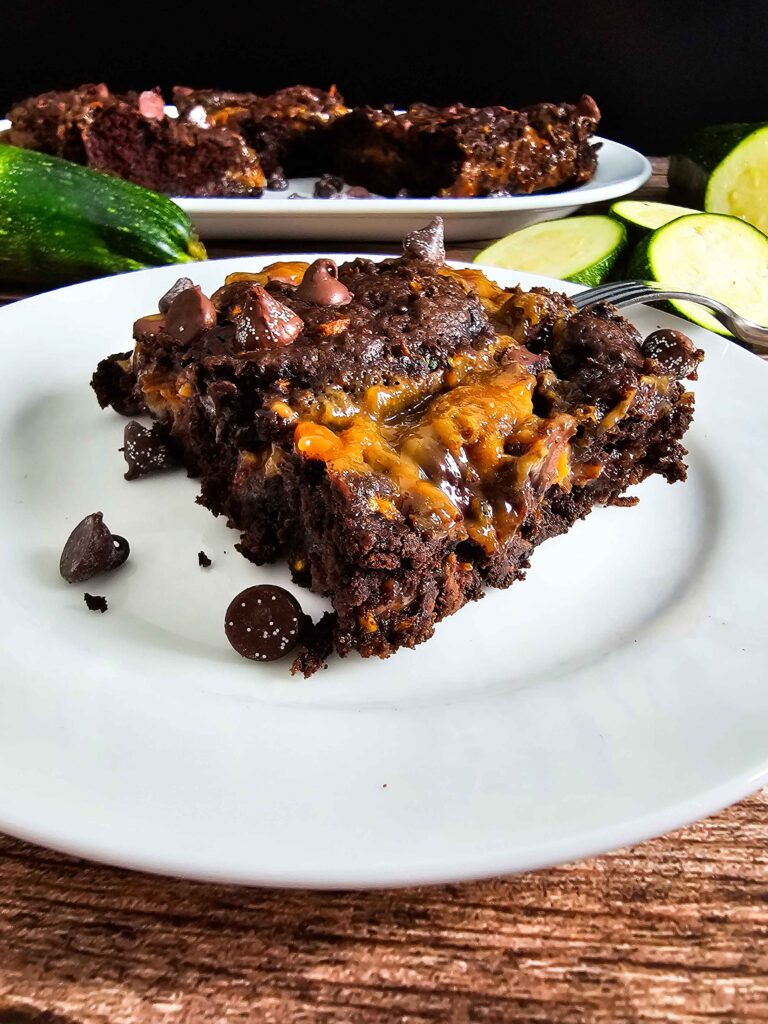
[2,0,766,153]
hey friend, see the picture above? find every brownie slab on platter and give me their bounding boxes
[6,84,602,199]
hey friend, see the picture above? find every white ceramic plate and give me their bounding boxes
[0,119,650,240]
[0,256,766,889]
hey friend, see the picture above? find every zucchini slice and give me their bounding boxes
[669,124,768,234]
[610,199,698,243]
[0,145,206,286]
[628,212,768,335]
[475,215,627,286]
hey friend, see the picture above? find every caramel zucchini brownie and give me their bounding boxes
[5,84,600,198]
[92,219,702,674]
[331,96,601,197]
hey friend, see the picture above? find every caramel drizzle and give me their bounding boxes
[137,261,630,554]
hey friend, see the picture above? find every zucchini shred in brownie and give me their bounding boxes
[92,219,703,675]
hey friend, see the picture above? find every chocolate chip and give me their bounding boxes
[346,185,372,199]
[642,328,703,379]
[403,217,445,263]
[122,421,178,480]
[84,593,108,613]
[294,259,352,306]
[267,168,289,191]
[198,550,212,568]
[225,585,306,662]
[60,512,130,584]
[164,285,217,344]
[158,276,195,313]
[234,285,304,349]
[313,173,344,198]
[395,189,410,198]
[138,90,165,120]
[133,314,166,342]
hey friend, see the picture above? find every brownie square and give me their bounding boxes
[92,220,702,674]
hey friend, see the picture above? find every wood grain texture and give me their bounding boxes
[0,791,767,1024]
[1,156,767,1022]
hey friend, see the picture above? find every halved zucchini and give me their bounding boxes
[628,212,768,335]
[475,215,627,286]
[610,200,699,243]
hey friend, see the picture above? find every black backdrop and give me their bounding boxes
[2,0,766,153]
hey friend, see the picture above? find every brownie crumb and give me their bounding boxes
[346,185,372,199]
[291,611,336,677]
[84,593,108,613]
[198,550,212,568]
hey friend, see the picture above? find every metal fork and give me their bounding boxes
[571,279,768,352]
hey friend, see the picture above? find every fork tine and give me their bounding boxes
[570,282,635,306]
[572,281,651,309]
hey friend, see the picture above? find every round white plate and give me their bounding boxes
[0,256,766,889]
[0,120,650,240]
[176,137,650,240]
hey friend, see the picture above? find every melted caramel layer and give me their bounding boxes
[294,366,576,552]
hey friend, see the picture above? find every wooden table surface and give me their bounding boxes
[1,158,767,1024]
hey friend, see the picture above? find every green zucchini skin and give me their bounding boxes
[669,123,767,203]
[0,145,206,285]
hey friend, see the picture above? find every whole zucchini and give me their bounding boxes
[0,145,207,286]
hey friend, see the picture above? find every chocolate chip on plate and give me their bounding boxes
[158,276,194,313]
[122,421,178,480]
[198,550,212,568]
[84,593,108,613]
[60,512,130,584]
[267,167,289,191]
[294,259,352,306]
[164,285,217,344]
[313,173,344,198]
[225,585,305,662]
[403,216,445,264]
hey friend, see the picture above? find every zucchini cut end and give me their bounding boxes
[630,212,768,335]
[475,215,627,286]
[705,125,768,235]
